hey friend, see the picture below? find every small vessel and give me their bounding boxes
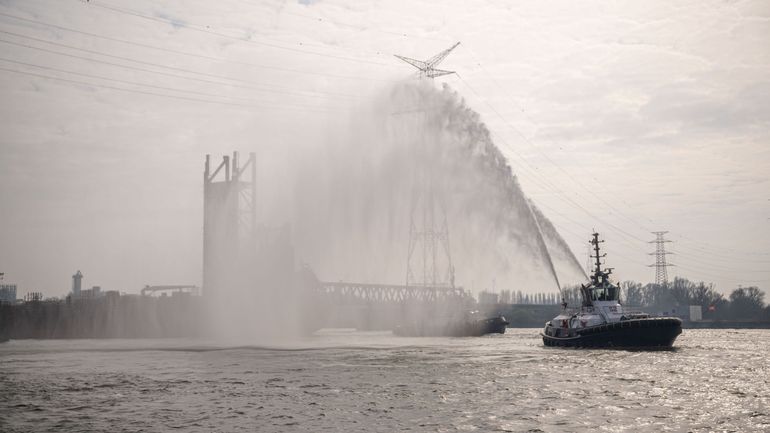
[395,311,508,337]
[542,232,682,349]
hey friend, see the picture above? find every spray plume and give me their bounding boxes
[293,79,586,293]
[205,79,587,343]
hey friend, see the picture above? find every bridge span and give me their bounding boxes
[317,281,468,305]
[306,279,473,330]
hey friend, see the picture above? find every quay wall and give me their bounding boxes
[0,295,204,339]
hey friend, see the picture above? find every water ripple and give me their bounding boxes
[1,329,768,432]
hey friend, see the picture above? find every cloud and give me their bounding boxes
[0,0,767,296]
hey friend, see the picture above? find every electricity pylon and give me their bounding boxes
[394,42,460,79]
[394,43,460,288]
[405,156,455,289]
[648,231,674,286]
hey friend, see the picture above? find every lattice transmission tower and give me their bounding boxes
[394,42,461,79]
[394,43,460,289]
[648,231,674,286]
[405,162,455,288]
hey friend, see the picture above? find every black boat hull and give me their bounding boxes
[395,316,508,337]
[542,317,682,348]
[480,316,508,335]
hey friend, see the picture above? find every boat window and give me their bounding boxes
[590,285,620,301]
[592,287,607,301]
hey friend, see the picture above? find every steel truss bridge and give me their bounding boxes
[141,285,200,297]
[317,281,468,305]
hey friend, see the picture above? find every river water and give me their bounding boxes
[1,329,768,432]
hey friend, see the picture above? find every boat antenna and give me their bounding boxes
[590,232,606,279]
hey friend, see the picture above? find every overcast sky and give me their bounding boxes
[1,0,768,298]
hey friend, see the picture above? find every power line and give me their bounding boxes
[0,30,364,101]
[0,30,361,98]
[670,234,770,259]
[456,73,650,247]
[455,46,766,270]
[0,11,398,83]
[82,0,392,66]
[86,0,387,59]
[459,46,659,236]
[0,65,337,114]
[0,56,345,112]
[267,3,453,43]
[3,5,604,246]
[452,75,768,285]
[454,45,770,267]
[485,125,650,261]
[668,249,770,272]
[456,103,651,272]
[5,3,764,283]
[454,74,652,252]
[674,263,770,285]
[673,258,770,276]
[453,67,769,281]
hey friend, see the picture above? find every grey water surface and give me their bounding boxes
[1,329,768,432]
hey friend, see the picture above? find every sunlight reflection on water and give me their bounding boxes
[1,329,768,432]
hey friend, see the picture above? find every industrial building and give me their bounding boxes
[0,283,17,304]
[69,270,104,299]
[72,270,83,297]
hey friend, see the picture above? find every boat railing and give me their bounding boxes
[621,311,651,320]
[560,305,586,317]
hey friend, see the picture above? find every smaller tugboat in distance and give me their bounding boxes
[542,232,682,349]
[395,310,508,337]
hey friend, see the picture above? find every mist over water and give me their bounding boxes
[3,330,769,432]
[204,79,587,342]
[293,80,586,291]
[205,224,301,343]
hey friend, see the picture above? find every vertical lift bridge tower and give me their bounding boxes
[203,152,257,297]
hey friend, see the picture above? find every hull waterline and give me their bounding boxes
[542,317,682,348]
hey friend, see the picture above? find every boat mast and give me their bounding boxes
[589,232,614,288]
[591,232,605,280]
[580,232,606,307]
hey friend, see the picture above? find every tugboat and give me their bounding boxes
[542,233,682,348]
[394,311,508,337]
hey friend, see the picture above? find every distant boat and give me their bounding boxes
[541,233,682,349]
[395,311,508,337]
